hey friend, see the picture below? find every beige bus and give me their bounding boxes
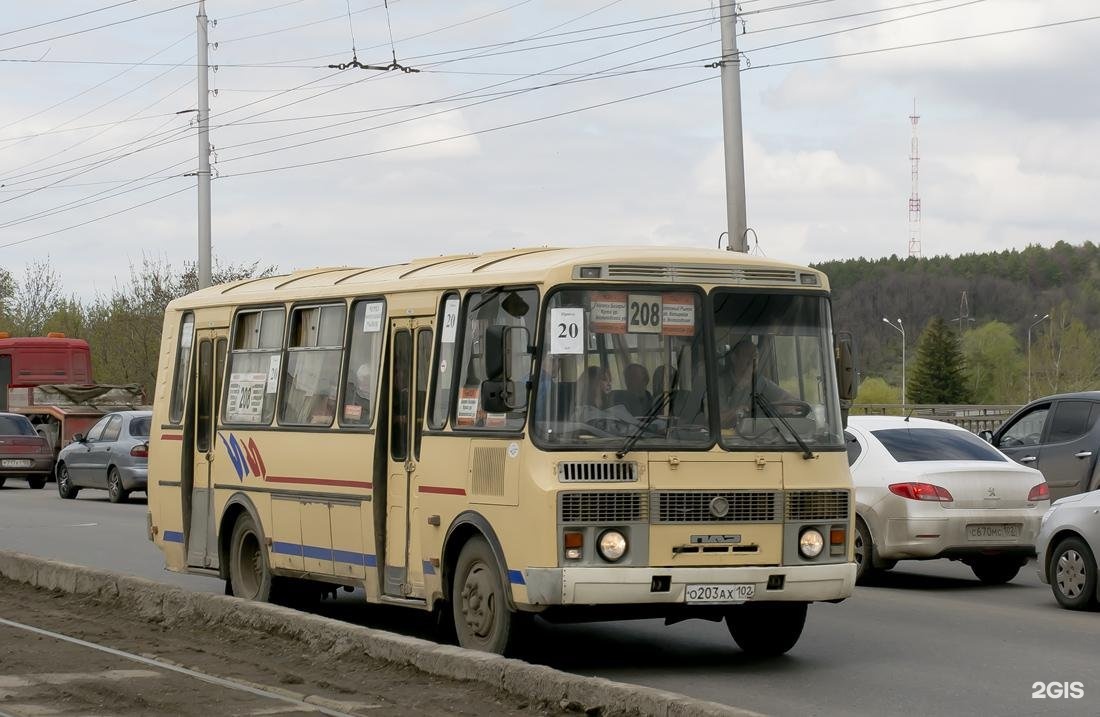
[147,246,856,655]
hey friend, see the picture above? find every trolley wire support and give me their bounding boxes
[328,51,419,73]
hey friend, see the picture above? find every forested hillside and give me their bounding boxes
[814,241,1100,403]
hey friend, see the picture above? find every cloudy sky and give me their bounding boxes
[2,0,1098,298]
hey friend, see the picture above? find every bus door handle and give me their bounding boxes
[404,460,415,473]
[205,452,214,463]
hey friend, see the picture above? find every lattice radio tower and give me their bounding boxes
[908,98,922,258]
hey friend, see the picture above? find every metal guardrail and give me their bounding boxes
[850,404,1022,433]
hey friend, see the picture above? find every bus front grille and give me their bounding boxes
[559,491,647,524]
[785,490,850,522]
[558,461,637,482]
[651,491,781,523]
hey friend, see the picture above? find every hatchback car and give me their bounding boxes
[55,410,150,503]
[1035,490,1100,610]
[847,416,1050,584]
[0,412,53,489]
[980,391,1100,500]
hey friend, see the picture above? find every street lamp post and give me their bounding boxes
[1027,313,1050,402]
[883,317,906,410]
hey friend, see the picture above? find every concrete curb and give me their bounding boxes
[0,551,763,717]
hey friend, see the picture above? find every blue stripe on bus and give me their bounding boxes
[507,569,525,585]
[163,531,184,544]
[272,541,376,567]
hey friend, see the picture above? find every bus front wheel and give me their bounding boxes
[726,602,807,657]
[229,514,273,602]
[451,536,520,654]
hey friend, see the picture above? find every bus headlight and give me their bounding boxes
[799,528,824,559]
[597,530,627,562]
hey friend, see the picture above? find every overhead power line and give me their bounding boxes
[744,13,1100,71]
[0,1,200,54]
[217,75,716,181]
[0,184,191,251]
[0,0,141,40]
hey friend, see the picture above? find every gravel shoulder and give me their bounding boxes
[0,578,565,717]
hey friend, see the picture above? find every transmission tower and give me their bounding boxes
[908,98,922,258]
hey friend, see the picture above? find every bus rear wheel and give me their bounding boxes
[726,602,808,657]
[451,536,520,654]
[229,514,273,602]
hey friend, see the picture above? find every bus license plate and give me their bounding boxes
[1,459,31,468]
[967,524,1022,540]
[685,584,755,604]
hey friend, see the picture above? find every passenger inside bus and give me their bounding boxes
[611,363,653,416]
[342,363,373,424]
[571,365,635,426]
[718,339,794,427]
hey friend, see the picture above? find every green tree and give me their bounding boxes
[908,317,972,404]
[962,321,1024,403]
[854,377,899,405]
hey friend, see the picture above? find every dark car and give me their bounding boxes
[55,410,150,503]
[981,391,1100,501]
[0,412,54,489]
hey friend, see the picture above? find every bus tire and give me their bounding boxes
[56,464,79,499]
[229,513,273,602]
[451,536,519,654]
[726,602,807,657]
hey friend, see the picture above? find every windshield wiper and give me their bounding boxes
[616,349,685,459]
[751,391,815,460]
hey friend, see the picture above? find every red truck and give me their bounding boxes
[0,333,145,478]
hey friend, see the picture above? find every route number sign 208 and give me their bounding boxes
[628,294,662,333]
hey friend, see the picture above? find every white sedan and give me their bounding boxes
[846,416,1050,584]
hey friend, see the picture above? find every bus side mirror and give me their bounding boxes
[835,334,857,402]
[482,325,530,413]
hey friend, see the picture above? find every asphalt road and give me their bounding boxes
[0,484,1095,717]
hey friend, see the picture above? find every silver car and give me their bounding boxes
[1036,490,1100,610]
[847,416,1050,585]
[56,411,150,503]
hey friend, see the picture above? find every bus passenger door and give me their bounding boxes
[185,330,227,570]
[383,318,432,599]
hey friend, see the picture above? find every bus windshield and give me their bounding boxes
[532,287,843,453]
[533,288,711,449]
[712,291,843,451]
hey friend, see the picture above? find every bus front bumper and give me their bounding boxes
[522,562,855,606]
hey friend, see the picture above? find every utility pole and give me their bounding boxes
[196,0,212,289]
[719,1,748,252]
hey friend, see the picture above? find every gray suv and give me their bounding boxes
[982,392,1100,500]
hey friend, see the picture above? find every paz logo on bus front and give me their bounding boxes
[690,535,743,544]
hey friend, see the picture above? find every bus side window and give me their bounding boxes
[340,299,386,428]
[224,308,285,426]
[279,304,346,427]
[168,313,194,425]
[454,287,538,431]
[428,292,460,430]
